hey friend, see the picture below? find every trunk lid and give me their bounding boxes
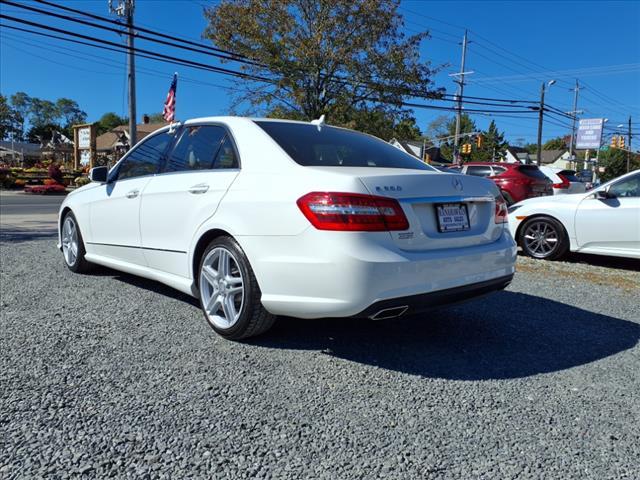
[310,167,505,251]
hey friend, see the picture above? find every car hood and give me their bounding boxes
[512,191,588,209]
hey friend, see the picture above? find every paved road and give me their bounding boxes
[0,191,65,215]
[0,191,64,242]
[1,239,638,479]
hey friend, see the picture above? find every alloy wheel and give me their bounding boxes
[199,247,245,329]
[61,216,79,267]
[522,220,559,258]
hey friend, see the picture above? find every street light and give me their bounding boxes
[536,80,556,166]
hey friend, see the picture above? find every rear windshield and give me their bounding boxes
[255,121,434,170]
[558,170,580,182]
[517,165,548,180]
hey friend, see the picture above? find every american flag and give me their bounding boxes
[163,73,177,122]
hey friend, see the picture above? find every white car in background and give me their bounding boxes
[509,169,640,260]
[538,166,586,195]
[58,117,517,339]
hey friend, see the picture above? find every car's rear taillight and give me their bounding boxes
[553,174,570,189]
[297,192,409,231]
[495,196,508,224]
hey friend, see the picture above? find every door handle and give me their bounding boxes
[188,183,209,194]
[126,189,140,199]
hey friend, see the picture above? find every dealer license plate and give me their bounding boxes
[436,203,470,232]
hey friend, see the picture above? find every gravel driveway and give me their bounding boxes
[1,238,639,479]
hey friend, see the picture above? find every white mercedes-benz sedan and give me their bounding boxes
[508,169,640,260]
[58,117,517,339]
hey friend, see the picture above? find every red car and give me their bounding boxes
[460,162,552,205]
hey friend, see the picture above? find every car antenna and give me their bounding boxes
[310,114,326,131]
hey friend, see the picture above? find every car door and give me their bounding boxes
[88,129,175,266]
[575,172,640,253]
[139,124,241,278]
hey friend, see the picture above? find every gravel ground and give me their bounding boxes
[1,238,639,479]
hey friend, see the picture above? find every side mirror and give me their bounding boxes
[594,189,612,200]
[88,166,108,183]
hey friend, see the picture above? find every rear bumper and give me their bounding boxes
[357,274,513,318]
[239,228,517,319]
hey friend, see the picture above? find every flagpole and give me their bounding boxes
[173,72,178,124]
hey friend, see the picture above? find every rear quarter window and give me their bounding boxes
[558,170,580,182]
[465,166,493,177]
[255,121,434,171]
[518,165,548,180]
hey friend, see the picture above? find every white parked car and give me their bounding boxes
[509,169,640,260]
[538,166,586,195]
[59,117,517,339]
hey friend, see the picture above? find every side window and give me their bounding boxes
[608,173,640,198]
[212,135,239,169]
[466,166,493,177]
[492,166,507,176]
[116,132,173,181]
[163,125,226,173]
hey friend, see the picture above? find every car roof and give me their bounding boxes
[464,162,517,166]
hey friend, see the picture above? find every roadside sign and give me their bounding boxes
[599,145,609,151]
[78,127,91,149]
[576,118,604,150]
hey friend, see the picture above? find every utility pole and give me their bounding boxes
[450,30,470,164]
[109,0,137,148]
[536,80,556,166]
[628,116,632,173]
[568,80,582,164]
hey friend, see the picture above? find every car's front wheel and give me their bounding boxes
[519,216,569,260]
[198,236,275,340]
[61,212,92,273]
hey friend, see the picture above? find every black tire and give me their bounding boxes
[500,190,515,206]
[61,212,93,273]
[197,236,275,340]
[518,216,569,260]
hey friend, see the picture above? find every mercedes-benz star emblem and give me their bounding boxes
[452,178,463,191]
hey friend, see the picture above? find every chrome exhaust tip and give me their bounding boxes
[369,305,409,321]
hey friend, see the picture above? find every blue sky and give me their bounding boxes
[1,0,639,145]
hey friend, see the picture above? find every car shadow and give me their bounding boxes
[0,226,58,243]
[248,291,639,381]
[562,252,640,272]
[516,250,640,272]
[88,265,200,308]
[79,267,639,381]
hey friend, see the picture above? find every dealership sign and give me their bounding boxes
[576,118,604,149]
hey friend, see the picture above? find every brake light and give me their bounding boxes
[553,174,570,189]
[495,196,508,224]
[297,192,409,231]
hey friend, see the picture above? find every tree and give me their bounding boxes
[146,112,167,124]
[424,115,449,144]
[29,98,59,129]
[96,112,127,135]
[27,123,59,144]
[56,98,87,130]
[9,92,31,141]
[203,0,443,139]
[472,120,508,162]
[597,148,640,182]
[435,114,477,161]
[0,94,16,141]
[543,136,568,150]
[341,108,421,140]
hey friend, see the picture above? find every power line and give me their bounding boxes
[3,0,262,66]
[0,14,272,81]
[31,0,250,61]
